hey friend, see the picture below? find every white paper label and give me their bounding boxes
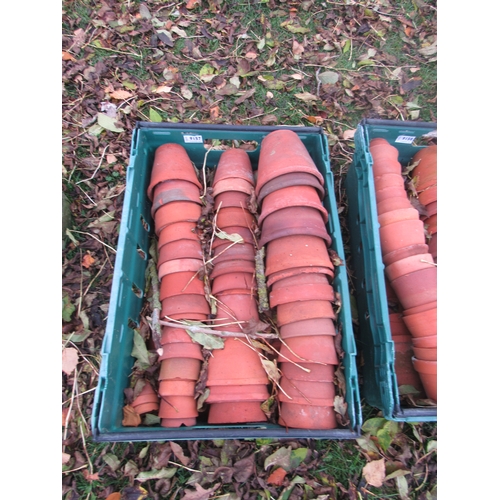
[395,135,416,144]
[183,134,203,143]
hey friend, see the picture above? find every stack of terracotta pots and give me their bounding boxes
[147,143,209,427]
[370,138,437,402]
[130,380,160,415]
[206,148,271,424]
[411,145,437,262]
[256,130,340,429]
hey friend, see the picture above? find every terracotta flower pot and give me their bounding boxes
[425,214,437,235]
[280,361,334,381]
[384,252,435,283]
[377,196,413,215]
[159,396,198,418]
[152,179,202,217]
[256,130,324,197]
[154,201,202,235]
[160,271,205,300]
[369,138,400,167]
[147,143,202,201]
[412,357,437,401]
[132,381,159,409]
[212,178,254,197]
[378,207,420,227]
[418,185,437,206]
[216,293,259,323]
[277,300,336,326]
[390,267,437,310]
[159,380,196,397]
[272,272,330,289]
[412,334,437,349]
[159,342,204,361]
[279,317,336,339]
[266,266,334,287]
[278,377,335,406]
[208,401,267,424]
[158,239,203,265]
[402,306,437,338]
[373,173,405,192]
[425,201,437,217]
[158,258,203,280]
[159,358,201,381]
[213,148,254,185]
[259,185,328,225]
[259,205,332,247]
[211,241,256,263]
[278,335,338,365]
[265,235,333,276]
[428,233,437,261]
[379,219,426,256]
[161,294,210,318]
[278,402,337,429]
[391,334,412,344]
[214,190,250,209]
[161,417,197,428]
[158,221,199,250]
[382,243,429,267]
[413,346,437,361]
[375,186,409,204]
[210,259,256,279]
[389,313,411,337]
[269,283,334,308]
[132,402,160,414]
[403,300,437,316]
[257,172,325,204]
[411,146,437,192]
[211,226,255,247]
[212,272,256,294]
[393,341,424,395]
[206,384,269,403]
[216,207,256,229]
[161,327,193,345]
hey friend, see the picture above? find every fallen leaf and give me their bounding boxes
[107,154,117,164]
[105,494,121,500]
[234,88,256,105]
[342,129,356,140]
[245,51,258,60]
[136,468,177,482]
[82,253,95,268]
[209,106,220,120]
[215,83,239,96]
[172,26,187,38]
[261,358,280,384]
[362,458,386,487]
[83,469,100,482]
[110,90,133,100]
[97,113,125,133]
[267,467,287,486]
[418,40,437,57]
[103,453,121,472]
[181,482,221,500]
[186,0,201,9]
[318,71,339,85]
[122,405,141,427]
[284,24,310,34]
[150,108,162,123]
[157,30,174,47]
[154,85,173,94]
[261,114,277,125]
[62,292,75,322]
[62,452,71,465]
[169,442,190,466]
[295,92,318,102]
[214,230,244,243]
[180,86,193,99]
[62,407,71,426]
[62,51,76,61]
[264,446,291,471]
[62,347,79,375]
[120,486,148,500]
[292,40,304,56]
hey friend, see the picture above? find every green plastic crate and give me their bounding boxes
[345,118,437,422]
[91,122,362,441]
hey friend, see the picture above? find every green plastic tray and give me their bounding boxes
[345,118,437,422]
[91,122,362,441]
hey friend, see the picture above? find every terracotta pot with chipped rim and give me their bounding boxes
[159,395,198,419]
[151,179,202,217]
[160,271,205,300]
[413,346,437,361]
[158,221,199,250]
[212,272,256,295]
[255,129,324,196]
[158,258,203,280]
[280,361,334,382]
[279,402,337,429]
[161,326,193,345]
[208,401,267,424]
[214,190,251,209]
[279,317,336,339]
[384,252,435,283]
[412,334,437,349]
[147,143,202,201]
[161,417,197,428]
[206,338,269,386]
[277,300,336,326]
[216,207,256,229]
[213,148,255,185]
[259,185,328,225]
[379,219,426,257]
[402,307,437,338]
[161,294,210,318]
[378,207,420,227]
[373,173,406,192]
[265,235,333,276]
[266,266,334,287]
[412,357,437,401]
[212,177,255,197]
[377,196,413,215]
[411,145,437,192]
[259,205,332,247]
[210,259,256,279]
[206,384,270,403]
[211,226,255,247]
[212,241,256,263]
[158,239,203,265]
[269,283,334,308]
[159,358,201,381]
[390,268,437,311]
[278,335,338,365]
[159,380,196,397]
[382,243,430,267]
[132,402,160,414]
[159,342,204,361]
[278,377,335,406]
[154,201,202,235]
[257,171,325,204]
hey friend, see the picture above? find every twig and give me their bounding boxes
[82,259,108,299]
[77,249,84,318]
[62,387,96,406]
[201,146,213,199]
[62,464,89,474]
[241,108,278,121]
[147,258,162,350]
[76,145,109,185]
[62,366,79,454]
[255,247,269,312]
[67,229,117,254]
[168,461,201,473]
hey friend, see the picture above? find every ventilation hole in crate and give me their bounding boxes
[132,283,143,298]
[203,139,258,151]
[357,242,362,254]
[364,311,370,321]
[360,278,366,290]
[140,215,150,232]
[356,214,360,226]
[136,245,146,260]
[128,319,139,329]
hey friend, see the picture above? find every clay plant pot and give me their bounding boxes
[211,226,255,247]
[377,196,413,215]
[266,266,334,287]
[411,145,437,192]
[216,207,256,229]
[369,138,400,166]
[147,143,202,201]
[159,396,198,419]
[269,283,334,308]
[390,267,437,310]
[412,334,437,349]
[212,178,255,197]
[402,307,437,338]
[272,272,330,289]
[212,272,256,295]
[389,313,411,337]
[379,219,426,257]
[161,294,210,318]
[256,130,325,197]
[280,361,334,382]
[215,293,259,323]
[403,300,437,316]
[208,401,267,424]
[412,357,437,401]
[373,173,405,192]
[158,239,203,265]
[384,252,435,283]
[278,377,335,406]
[131,381,159,409]
[375,186,409,204]
[154,201,202,235]
[278,335,338,365]
[159,380,196,397]
[159,358,201,381]
[152,179,202,217]
[259,185,328,225]
[378,207,420,227]
[160,271,205,300]
[158,221,199,250]
[214,190,250,209]
[391,334,412,344]
[425,214,437,235]
[265,235,333,276]
[277,300,336,326]
[425,201,437,217]
[158,258,203,281]
[280,317,336,339]
[213,148,254,185]
[159,342,204,361]
[418,185,437,206]
[259,205,332,247]
[132,402,160,414]
[161,417,197,428]
[382,243,430,267]
[206,338,269,386]
[210,259,257,279]
[413,346,437,361]
[257,172,325,204]
[393,341,424,395]
[206,384,269,403]
[278,402,337,429]
[161,327,193,345]
[211,241,256,263]
[428,233,437,261]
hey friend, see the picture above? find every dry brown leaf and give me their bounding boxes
[62,51,76,61]
[295,92,318,102]
[105,493,121,500]
[209,106,220,120]
[292,39,304,55]
[107,154,117,164]
[186,0,201,9]
[62,452,71,465]
[342,129,356,140]
[245,51,258,60]
[62,347,79,375]
[122,405,141,427]
[83,469,100,482]
[267,467,287,486]
[62,407,71,426]
[82,253,95,268]
[362,458,386,487]
[169,441,190,466]
[110,90,133,100]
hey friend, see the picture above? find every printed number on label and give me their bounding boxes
[395,135,416,144]
[183,135,203,143]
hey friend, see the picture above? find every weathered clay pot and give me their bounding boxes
[158,258,203,280]
[412,334,437,349]
[428,233,437,262]
[425,214,437,235]
[412,357,437,401]
[155,201,202,235]
[385,252,435,283]
[378,207,420,227]
[266,266,334,287]
[269,283,334,308]
[413,346,437,361]
[418,185,437,206]
[158,239,203,265]
[161,417,197,428]
[377,196,413,215]
[216,207,256,229]
[159,380,196,397]
[375,186,409,204]
[373,173,405,192]
[206,384,269,403]
[213,148,254,185]
[159,342,204,361]
[161,294,210,319]
[278,335,338,365]
[159,396,198,418]
[214,190,250,209]
[393,340,424,395]
[147,143,202,201]
[160,271,205,299]
[277,300,336,326]
[210,259,256,279]
[216,293,259,323]
[159,358,201,381]
[132,402,160,414]
[208,401,267,424]
[369,138,400,166]
[389,313,411,337]
[158,221,199,250]
[402,306,437,338]
[212,178,254,197]
[212,241,256,263]
[379,219,426,257]
[404,300,437,316]
[152,179,202,217]
[280,361,335,381]
[390,267,437,310]
[161,327,193,345]
[278,377,335,406]
[211,226,255,247]
[257,172,325,204]
[382,243,430,267]
[259,206,332,247]
[425,201,437,217]
[131,381,159,410]
[272,272,330,289]
[279,317,336,339]
[212,272,256,294]
[278,402,337,429]
[411,145,437,192]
